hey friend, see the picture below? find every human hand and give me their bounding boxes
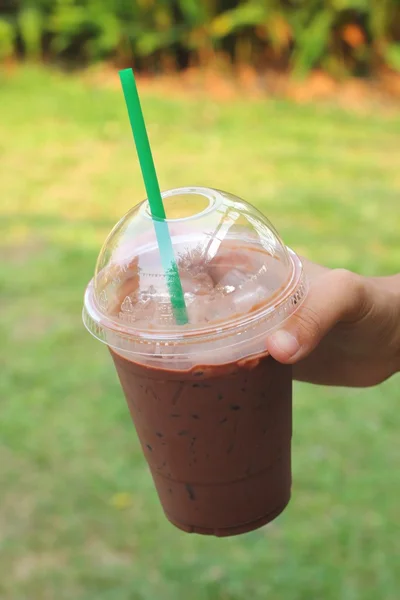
[266,261,400,387]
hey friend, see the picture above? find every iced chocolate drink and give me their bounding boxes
[83,187,307,536]
[110,348,291,535]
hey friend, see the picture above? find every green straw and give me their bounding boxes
[119,68,188,325]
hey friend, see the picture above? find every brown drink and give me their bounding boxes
[110,348,291,536]
[83,187,307,536]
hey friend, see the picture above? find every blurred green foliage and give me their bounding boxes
[0,1,399,74]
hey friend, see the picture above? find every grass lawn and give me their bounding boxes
[0,67,399,600]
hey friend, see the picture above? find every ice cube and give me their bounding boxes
[231,284,267,314]
[217,268,249,289]
[208,241,263,285]
[180,271,214,296]
[186,297,208,325]
[187,290,237,325]
[208,293,236,322]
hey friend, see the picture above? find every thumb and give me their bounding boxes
[266,269,365,364]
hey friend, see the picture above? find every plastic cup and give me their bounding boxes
[83,187,307,536]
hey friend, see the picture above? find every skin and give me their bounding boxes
[266,260,400,387]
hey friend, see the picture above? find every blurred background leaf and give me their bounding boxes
[384,42,400,72]
[177,0,211,26]
[291,9,335,78]
[18,6,43,60]
[0,17,15,61]
[209,3,267,39]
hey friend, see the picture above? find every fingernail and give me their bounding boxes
[269,330,300,358]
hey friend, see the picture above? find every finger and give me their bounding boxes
[266,269,365,364]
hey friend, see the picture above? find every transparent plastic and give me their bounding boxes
[83,187,307,366]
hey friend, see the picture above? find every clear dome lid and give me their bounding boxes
[83,187,307,357]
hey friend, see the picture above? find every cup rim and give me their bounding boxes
[141,186,223,223]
